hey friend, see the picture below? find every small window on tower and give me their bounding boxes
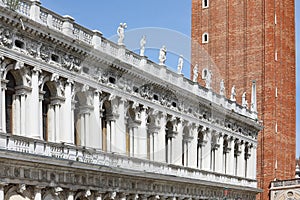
[202,33,209,44]
[202,0,209,8]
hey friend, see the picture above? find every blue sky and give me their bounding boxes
[40,0,299,157]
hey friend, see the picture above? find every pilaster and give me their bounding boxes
[228,137,235,176]
[113,98,126,154]
[202,128,211,171]
[215,133,223,173]
[60,80,73,144]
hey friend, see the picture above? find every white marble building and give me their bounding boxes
[0,0,261,200]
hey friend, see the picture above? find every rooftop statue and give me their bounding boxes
[193,64,198,82]
[117,22,127,45]
[177,55,184,74]
[231,85,236,101]
[140,35,146,56]
[220,79,225,96]
[159,45,167,65]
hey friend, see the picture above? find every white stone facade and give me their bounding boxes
[0,1,261,200]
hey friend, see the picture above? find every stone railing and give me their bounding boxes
[271,179,300,188]
[0,0,258,121]
[0,133,257,188]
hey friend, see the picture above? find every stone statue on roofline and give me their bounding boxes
[177,55,184,74]
[220,79,225,96]
[205,69,212,89]
[159,45,167,65]
[140,35,146,56]
[242,92,248,108]
[231,85,236,101]
[117,22,127,45]
[193,64,198,82]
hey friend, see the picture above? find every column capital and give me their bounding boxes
[15,85,32,96]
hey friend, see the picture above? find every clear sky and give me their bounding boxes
[40,0,300,157]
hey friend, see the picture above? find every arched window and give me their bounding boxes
[234,141,239,176]
[74,95,81,146]
[42,84,51,141]
[244,143,250,177]
[223,136,229,174]
[101,100,112,151]
[197,131,204,168]
[202,0,209,8]
[5,71,16,134]
[182,127,189,166]
[202,32,209,44]
[165,121,173,163]
[210,134,218,171]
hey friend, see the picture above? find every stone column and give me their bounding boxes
[215,134,223,173]
[26,68,40,139]
[106,120,111,151]
[47,104,55,142]
[149,132,153,160]
[71,100,75,143]
[0,184,5,200]
[167,137,172,163]
[110,119,116,151]
[54,104,60,142]
[202,130,211,171]
[20,93,26,136]
[0,73,2,132]
[237,142,245,177]
[38,92,44,139]
[67,191,74,200]
[59,81,73,143]
[129,126,134,156]
[133,125,139,157]
[88,91,101,149]
[113,98,126,154]
[95,192,104,200]
[34,187,43,200]
[189,132,197,168]
[80,113,85,146]
[228,138,235,175]
[156,113,166,163]
[14,95,21,135]
[252,145,257,179]
[137,107,148,159]
[1,85,5,133]
[172,122,182,165]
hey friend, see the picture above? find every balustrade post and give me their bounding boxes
[62,15,75,38]
[92,30,103,50]
[29,0,41,22]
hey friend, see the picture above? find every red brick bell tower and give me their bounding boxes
[191,0,296,199]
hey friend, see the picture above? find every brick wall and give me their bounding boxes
[191,0,296,199]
